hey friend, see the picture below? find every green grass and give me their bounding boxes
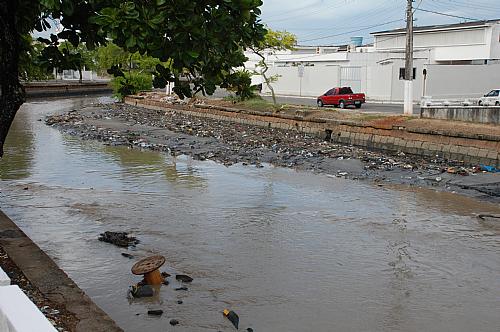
[236,97,281,112]
[357,114,386,121]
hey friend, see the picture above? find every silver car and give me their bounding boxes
[478,89,500,106]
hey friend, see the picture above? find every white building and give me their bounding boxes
[246,19,500,102]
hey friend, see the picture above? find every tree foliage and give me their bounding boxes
[0,0,266,156]
[221,70,256,101]
[249,29,297,105]
[19,36,54,81]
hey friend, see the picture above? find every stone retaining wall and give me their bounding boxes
[125,97,500,167]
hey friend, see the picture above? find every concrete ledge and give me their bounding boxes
[0,211,122,332]
[421,106,500,124]
[0,285,57,332]
[0,266,10,286]
[24,82,112,98]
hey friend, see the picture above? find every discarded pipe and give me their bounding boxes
[223,309,239,329]
[131,255,166,285]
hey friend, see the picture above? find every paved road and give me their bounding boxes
[263,95,410,114]
[210,88,412,114]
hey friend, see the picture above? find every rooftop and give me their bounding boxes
[372,19,500,35]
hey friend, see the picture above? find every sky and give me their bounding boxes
[260,0,500,46]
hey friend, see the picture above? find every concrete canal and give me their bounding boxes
[1,97,499,331]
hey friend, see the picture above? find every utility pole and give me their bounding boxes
[404,0,414,115]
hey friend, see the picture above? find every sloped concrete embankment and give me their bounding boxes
[0,210,122,332]
[124,97,500,167]
[24,81,112,98]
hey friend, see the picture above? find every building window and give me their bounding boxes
[399,67,416,80]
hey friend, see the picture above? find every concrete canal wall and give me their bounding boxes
[421,106,500,125]
[124,97,500,167]
[24,81,112,98]
[0,211,122,332]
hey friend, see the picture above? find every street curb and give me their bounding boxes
[0,210,122,332]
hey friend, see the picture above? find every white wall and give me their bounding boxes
[376,27,487,51]
[263,65,340,96]
[424,63,500,99]
[434,44,491,62]
[490,24,500,60]
[367,63,393,100]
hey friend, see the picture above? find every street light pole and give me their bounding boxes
[404,0,414,115]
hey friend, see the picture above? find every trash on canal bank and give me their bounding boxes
[98,231,139,247]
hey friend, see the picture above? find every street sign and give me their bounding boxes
[298,64,304,78]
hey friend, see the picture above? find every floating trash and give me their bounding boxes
[129,284,154,298]
[175,274,193,283]
[223,309,239,329]
[147,310,163,316]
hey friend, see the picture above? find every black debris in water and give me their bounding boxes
[169,319,179,326]
[162,279,169,286]
[129,285,154,298]
[161,271,171,278]
[98,231,139,248]
[174,286,188,291]
[177,300,183,304]
[175,274,193,283]
[121,253,134,259]
[223,309,239,329]
[247,328,254,332]
[147,310,163,316]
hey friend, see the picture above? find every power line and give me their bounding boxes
[264,0,358,24]
[415,8,482,21]
[298,18,404,43]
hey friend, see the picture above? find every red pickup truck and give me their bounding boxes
[317,87,365,109]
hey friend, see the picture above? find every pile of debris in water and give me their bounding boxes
[45,103,500,199]
[98,231,139,247]
[45,110,83,126]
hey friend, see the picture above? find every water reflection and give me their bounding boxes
[102,146,207,189]
[0,107,34,180]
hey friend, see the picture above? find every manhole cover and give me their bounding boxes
[131,255,165,275]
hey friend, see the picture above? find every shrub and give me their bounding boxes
[222,70,256,101]
[111,72,152,100]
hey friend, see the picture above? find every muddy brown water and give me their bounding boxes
[1,98,499,332]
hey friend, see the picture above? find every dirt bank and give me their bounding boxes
[45,101,500,202]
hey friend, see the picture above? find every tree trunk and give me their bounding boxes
[78,67,83,83]
[0,0,25,157]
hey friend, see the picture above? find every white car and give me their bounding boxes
[478,89,500,106]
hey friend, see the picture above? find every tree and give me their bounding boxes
[0,0,266,157]
[19,36,54,81]
[249,29,296,105]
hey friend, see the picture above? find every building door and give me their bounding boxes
[340,66,362,92]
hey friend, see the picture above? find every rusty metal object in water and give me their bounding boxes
[131,255,166,285]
